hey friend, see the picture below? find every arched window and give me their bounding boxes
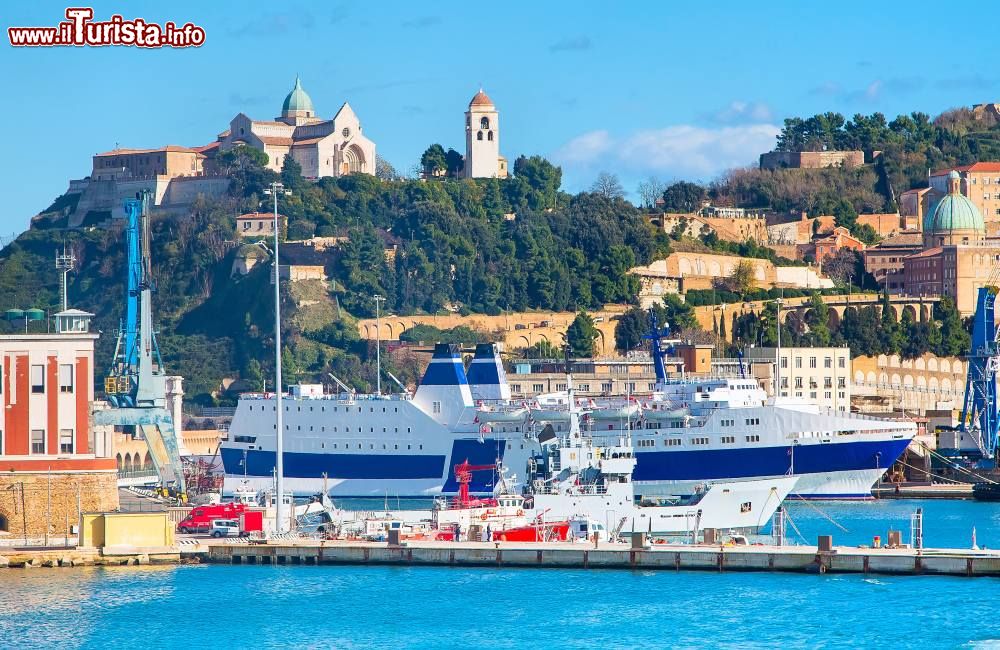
[488,131,494,141]
[477,131,483,141]
[480,117,490,130]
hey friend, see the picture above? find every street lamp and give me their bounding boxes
[263,181,291,533]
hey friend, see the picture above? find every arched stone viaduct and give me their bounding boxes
[694,293,941,342]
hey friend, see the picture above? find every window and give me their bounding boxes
[477,131,483,141]
[31,365,45,393]
[432,401,441,414]
[578,384,590,392]
[794,357,802,369]
[780,357,788,369]
[59,429,74,454]
[480,117,490,130]
[511,384,521,393]
[488,131,494,141]
[838,357,846,369]
[824,357,832,369]
[532,384,544,393]
[795,377,803,389]
[31,429,45,454]
[601,383,612,392]
[745,435,760,443]
[809,357,817,369]
[59,364,73,393]
[824,378,832,389]
[838,377,846,388]
[780,377,788,389]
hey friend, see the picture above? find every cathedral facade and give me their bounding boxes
[218,77,376,179]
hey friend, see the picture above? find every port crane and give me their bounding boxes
[93,192,186,496]
[957,284,1000,465]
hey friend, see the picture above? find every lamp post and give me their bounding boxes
[263,181,291,533]
[373,294,385,395]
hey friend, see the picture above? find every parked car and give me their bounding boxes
[210,519,241,538]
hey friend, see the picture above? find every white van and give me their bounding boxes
[210,519,241,538]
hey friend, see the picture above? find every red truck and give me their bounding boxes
[177,503,249,534]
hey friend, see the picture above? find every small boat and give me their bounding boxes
[589,403,641,420]
[494,520,570,542]
[476,406,529,423]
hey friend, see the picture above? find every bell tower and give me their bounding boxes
[464,89,501,178]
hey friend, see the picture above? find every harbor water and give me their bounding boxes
[4,499,1000,649]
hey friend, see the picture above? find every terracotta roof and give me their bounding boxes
[291,136,324,146]
[237,212,286,220]
[469,89,494,107]
[192,142,220,153]
[899,187,931,197]
[906,247,943,259]
[931,162,1000,176]
[95,145,197,156]
[875,231,923,248]
[257,136,293,146]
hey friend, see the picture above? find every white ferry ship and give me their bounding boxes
[221,344,537,497]
[222,337,916,500]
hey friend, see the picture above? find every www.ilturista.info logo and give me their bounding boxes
[8,7,205,48]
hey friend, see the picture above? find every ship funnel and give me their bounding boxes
[467,343,511,402]
[413,343,474,425]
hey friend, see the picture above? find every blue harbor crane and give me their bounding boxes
[93,192,186,496]
[644,310,676,382]
[957,285,1000,466]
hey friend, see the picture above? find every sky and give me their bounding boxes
[2,0,1000,233]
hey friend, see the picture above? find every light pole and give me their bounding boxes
[264,181,291,533]
[373,294,385,395]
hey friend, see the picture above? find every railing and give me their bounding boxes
[117,468,160,487]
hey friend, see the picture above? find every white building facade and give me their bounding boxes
[745,346,852,413]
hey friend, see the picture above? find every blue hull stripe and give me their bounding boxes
[220,447,445,480]
[221,438,506,493]
[633,438,911,481]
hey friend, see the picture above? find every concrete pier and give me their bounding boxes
[198,539,1000,578]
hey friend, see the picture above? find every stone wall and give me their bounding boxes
[0,471,118,538]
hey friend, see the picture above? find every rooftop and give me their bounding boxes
[95,145,199,157]
[931,162,1000,176]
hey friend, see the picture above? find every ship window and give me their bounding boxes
[407,445,411,450]
[333,444,337,448]
[321,443,324,449]
[408,428,411,433]
[358,444,362,449]
[370,444,374,449]
[383,444,386,449]
[395,408,398,412]
[419,445,423,450]
[297,407,301,412]
[395,444,398,450]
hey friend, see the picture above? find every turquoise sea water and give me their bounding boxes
[4,499,1000,650]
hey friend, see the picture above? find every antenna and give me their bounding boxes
[55,245,76,311]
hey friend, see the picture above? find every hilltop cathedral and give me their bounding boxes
[216,77,377,179]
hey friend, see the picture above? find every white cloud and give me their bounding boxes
[710,101,773,124]
[552,123,780,187]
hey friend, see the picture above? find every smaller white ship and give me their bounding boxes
[437,396,798,539]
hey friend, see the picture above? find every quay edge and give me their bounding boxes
[200,540,1000,577]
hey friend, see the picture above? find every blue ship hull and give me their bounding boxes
[221,437,508,495]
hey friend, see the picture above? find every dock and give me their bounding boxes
[193,539,1000,577]
[873,483,974,499]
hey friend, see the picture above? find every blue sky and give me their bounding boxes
[2,0,999,232]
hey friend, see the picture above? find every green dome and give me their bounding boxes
[281,76,314,115]
[924,191,985,234]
